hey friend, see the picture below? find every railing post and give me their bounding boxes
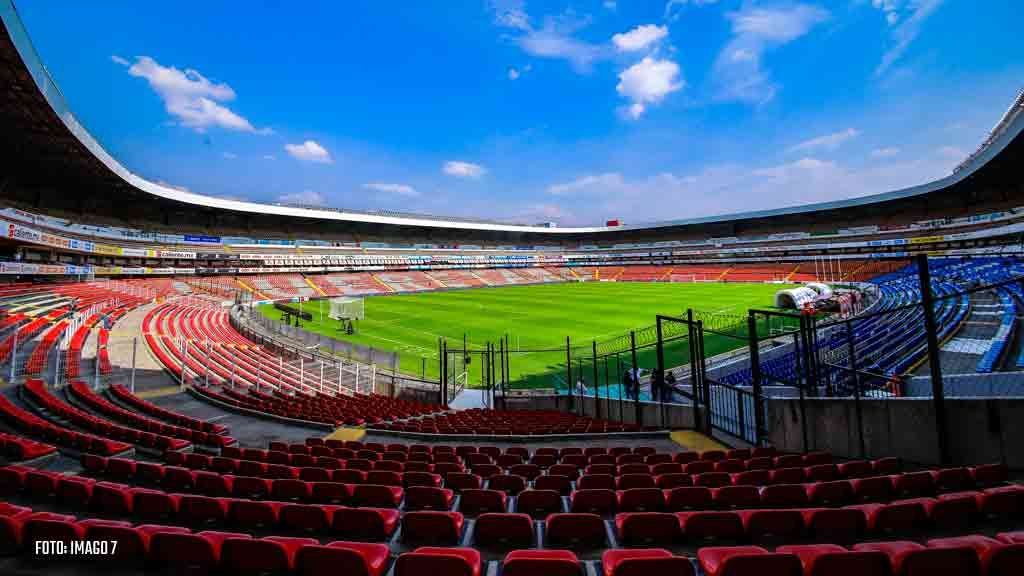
[687,310,699,429]
[440,340,447,405]
[630,331,641,427]
[655,317,665,429]
[53,339,61,388]
[179,338,187,390]
[737,386,747,441]
[8,329,16,384]
[795,321,810,453]
[93,337,101,390]
[845,320,866,459]
[698,320,711,434]
[592,340,600,420]
[565,336,572,412]
[747,314,764,445]
[916,253,951,466]
[130,337,137,394]
[615,352,623,423]
[603,356,610,422]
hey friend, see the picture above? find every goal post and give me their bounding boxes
[328,297,364,333]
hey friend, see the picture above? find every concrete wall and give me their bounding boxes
[767,396,1024,468]
[904,372,1024,397]
[498,394,699,429]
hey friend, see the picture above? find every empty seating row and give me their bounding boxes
[22,379,190,452]
[0,432,55,461]
[6,469,1023,569]
[68,381,233,448]
[0,394,128,456]
[378,408,641,435]
[108,383,229,435]
[0,501,394,575]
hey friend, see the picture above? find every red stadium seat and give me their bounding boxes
[517,489,564,517]
[928,535,1024,576]
[332,507,400,541]
[665,486,714,511]
[615,512,681,546]
[295,541,391,576]
[473,513,535,547]
[401,511,464,545]
[853,540,980,576]
[395,547,481,576]
[503,550,582,576]
[677,511,744,542]
[221,536,317,575]
[570,489,617,516]
[776,544,890,576]
[456,487,505,515]
[697,546,801,576]
[545,513,606,548]
[405,486,455,511]
[601,548,695,576]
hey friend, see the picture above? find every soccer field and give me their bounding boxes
[257,281,791,389]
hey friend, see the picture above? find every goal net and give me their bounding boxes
[328,297,365,321]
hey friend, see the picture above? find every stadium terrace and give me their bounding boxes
[0,2,1022,575]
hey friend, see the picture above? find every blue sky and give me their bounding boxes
[14,0,1022,226]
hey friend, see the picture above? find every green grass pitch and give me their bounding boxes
[257,281,792,390]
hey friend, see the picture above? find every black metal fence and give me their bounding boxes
[426,254,1024,464]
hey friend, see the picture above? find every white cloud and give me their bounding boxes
[516,21,604,72]
[539,149,958,225]
[443,161,487,179]
[507,64,532,80]
[664,0,720,22]
[871,0,901,26]
[116,55,270,134]
[277,190,326,205]
[616,57,683,119]
[787,128,861,153]
[222,152,238,159]
[491,5,605,73]
[548,172,626,195]
[612,24,668,53]
[110,55,130,66]
[875,0,944,77]
[871,147,901,158]
[490,0,531,30]
[712,4,829,104]
[363,182,420,197]
[284,140,332,164]
[753,157,838,179]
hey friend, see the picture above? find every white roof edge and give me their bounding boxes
[2,0,1021,237]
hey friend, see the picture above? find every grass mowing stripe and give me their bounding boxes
[258,282,791,387]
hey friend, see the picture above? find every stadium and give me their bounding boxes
[0,1,1023,574]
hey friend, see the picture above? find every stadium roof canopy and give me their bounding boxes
[0,0,1021,246]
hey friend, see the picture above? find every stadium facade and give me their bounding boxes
[0,4,1023,574]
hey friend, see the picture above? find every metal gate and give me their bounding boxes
[654,308,812,446]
